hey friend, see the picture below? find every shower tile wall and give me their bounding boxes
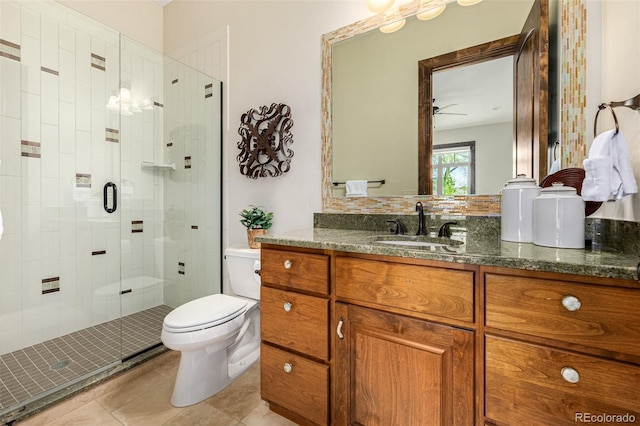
[0,1,165,356]
[162,59,221,308]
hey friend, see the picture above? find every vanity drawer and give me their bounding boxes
[485,273,640,357]
[261,248,330,294]
[485,336,640,425]
[261,286,329,360]
[335,256,474,323]
[261,344,329,426]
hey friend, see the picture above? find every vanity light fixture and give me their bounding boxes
[366,0,395,13]
[379,7,406,33]
[457,0,482,5]
[416,3,446,20]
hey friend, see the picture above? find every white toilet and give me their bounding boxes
[161,246,261,407]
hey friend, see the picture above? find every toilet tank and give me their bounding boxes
[225,246,261,300]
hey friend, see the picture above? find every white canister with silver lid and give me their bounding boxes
[533,182,585,248]
[501,175,541,243]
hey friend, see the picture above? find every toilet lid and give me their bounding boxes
[163,294,248,333]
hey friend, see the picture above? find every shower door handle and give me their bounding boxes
[103,182,117,213]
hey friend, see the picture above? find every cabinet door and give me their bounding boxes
[334,303,474,426]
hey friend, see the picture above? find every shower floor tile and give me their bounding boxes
[0,305,173,412]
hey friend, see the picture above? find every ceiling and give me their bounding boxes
[432,55,513,131]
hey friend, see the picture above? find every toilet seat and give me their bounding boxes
[163,294,248,333]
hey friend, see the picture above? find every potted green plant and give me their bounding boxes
[239,205,273,248]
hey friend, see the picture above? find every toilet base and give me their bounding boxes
[169,326,260,406]
[170,343,233,407]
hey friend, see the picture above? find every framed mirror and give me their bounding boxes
[324,0,553,206]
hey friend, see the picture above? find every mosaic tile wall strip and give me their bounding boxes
[41,277,60,295]
[90,53,106,71]
[321,0,585,216]
[0,39,20,61]
[105,128,119,143]
[75,173,91,188]
[131,220,143,233]
[20,140,41,158]
[561,0,587,169]
[40,66,58,76]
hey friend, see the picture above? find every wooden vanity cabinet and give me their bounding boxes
[260,246,331,426]
[483,267,640,425]
[334,254,477,425]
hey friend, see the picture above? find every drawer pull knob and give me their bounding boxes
[283,363,293,373]
[561,367,580,383]
[283,260,292,269]
[562,295,582,312]
[283,302,293,312]
[337,317,344,339]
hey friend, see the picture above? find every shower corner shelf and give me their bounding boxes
[141,161,176,171]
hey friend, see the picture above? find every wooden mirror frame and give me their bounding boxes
[418,35,520,195]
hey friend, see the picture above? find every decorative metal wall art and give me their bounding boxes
[237,103,294,178]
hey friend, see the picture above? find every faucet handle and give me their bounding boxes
[438,221,459,238]
[386,219,406,235]
[415,201,424,212]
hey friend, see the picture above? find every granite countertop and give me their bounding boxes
[257,228,640,282]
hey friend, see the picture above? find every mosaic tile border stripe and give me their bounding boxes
[75,174,91,188]
[131,220,143,233]
[40,67,58,76]
[320,0,584,216]
[105,128,119,143]
[561,0,587,169]
[21,141,41,158]
[0,39,21,62]
[90,53,105,71]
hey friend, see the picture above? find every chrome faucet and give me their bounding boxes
[415,202,427,235]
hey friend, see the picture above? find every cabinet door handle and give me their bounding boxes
[283,362,293,373]
[283,302,292,312]
[561,295,582,312]
[283,259,292,269]
[337,317,344,339]
[561,366,580,383]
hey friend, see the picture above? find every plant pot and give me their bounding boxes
[247,228,267,249]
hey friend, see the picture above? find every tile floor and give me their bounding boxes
[17,350,297,426]
[1,305,173,412]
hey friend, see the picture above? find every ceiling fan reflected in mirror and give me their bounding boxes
[432,99,468,116]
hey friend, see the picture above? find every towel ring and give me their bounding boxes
[594,103,620,138]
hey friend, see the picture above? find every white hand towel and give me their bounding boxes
[345,180,368,197]
[610,131,638,199]
[582,129,638,201]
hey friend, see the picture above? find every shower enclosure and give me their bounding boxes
[0,1,222,421]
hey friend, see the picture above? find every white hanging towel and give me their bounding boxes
[582,129,638,202]
[345,180,368,197]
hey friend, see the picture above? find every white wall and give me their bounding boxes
[57,0,164,52]
[163,1,371,246]
[587,0,640,221]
